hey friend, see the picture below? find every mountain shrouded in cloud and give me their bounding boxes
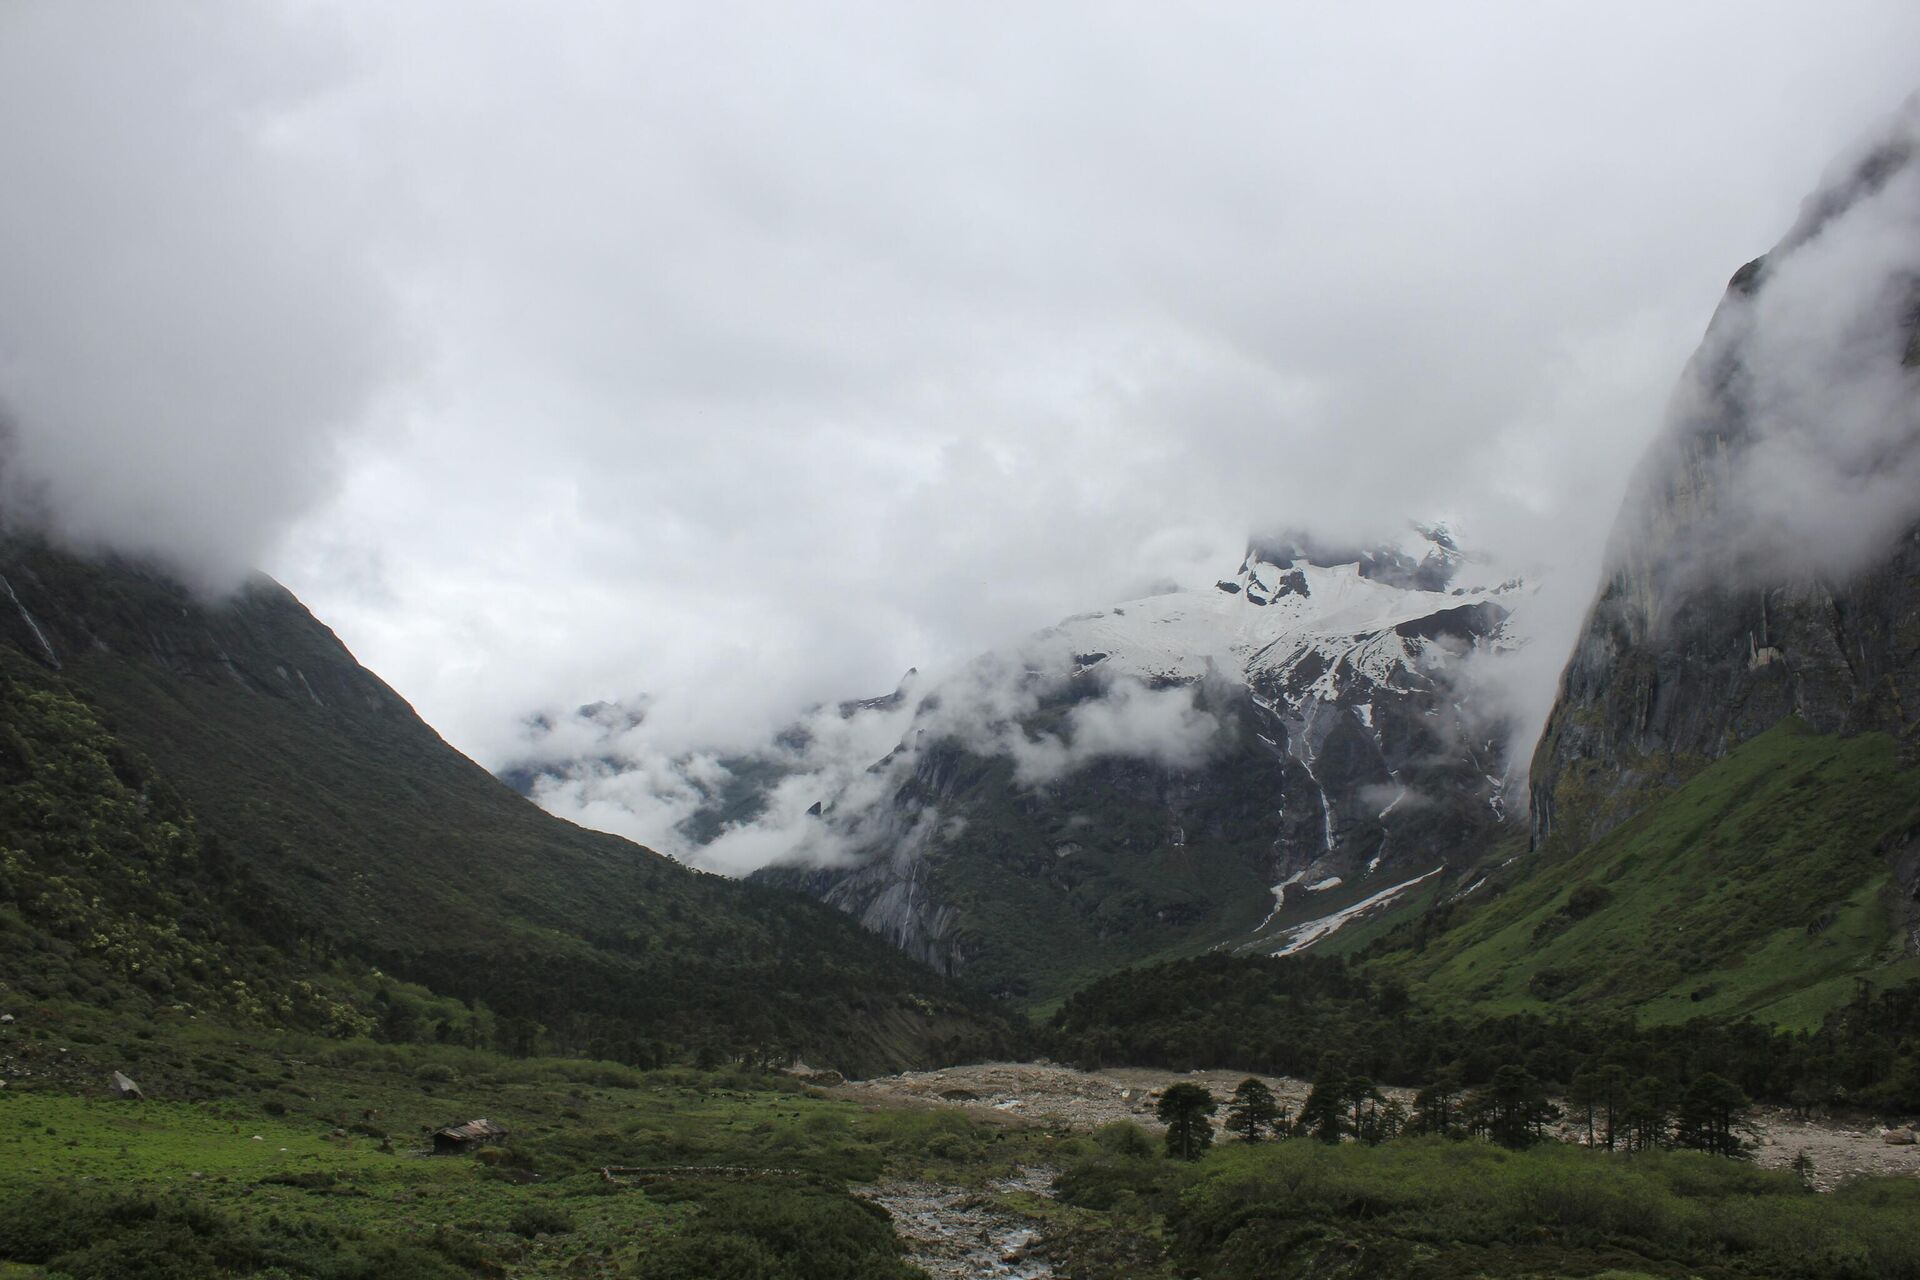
[1534,99,1920,852]
[754,527,1531,997]
[1336,105,1920,1031]
[505,524,1537,999]
[0,4,404,591]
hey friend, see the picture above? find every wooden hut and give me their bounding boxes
[431,1118,508,1155]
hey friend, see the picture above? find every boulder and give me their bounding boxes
[109,1071,143,1101]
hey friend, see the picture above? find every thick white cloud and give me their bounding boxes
[1716,117,1920,579]
[0,3,406,590]
[3,2,1918,823]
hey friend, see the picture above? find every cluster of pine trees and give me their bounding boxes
[1146,1059,1753,1161]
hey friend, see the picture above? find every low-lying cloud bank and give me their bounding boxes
[520,691,915,877]
[510,636,1229,876]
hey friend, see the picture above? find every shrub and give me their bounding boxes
[507,1205,575,1238]
[629,1233,786,1279]
[1093,1120,1157,1158]
[630,1184,915,1280]
[0,1183,494,1280]
[1053,1155,1170,1213]
[1565,881,1612,919]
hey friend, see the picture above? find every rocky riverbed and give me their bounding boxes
[859,1166,1057,1280]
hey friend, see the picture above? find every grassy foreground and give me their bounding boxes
[7,996,1920,1280]
[1046,1129,1920,1280]
[0,1009,1059,1279]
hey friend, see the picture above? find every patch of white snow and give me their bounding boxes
[1266,868,1444,956]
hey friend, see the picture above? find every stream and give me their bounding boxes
[861,1166,1057,1279]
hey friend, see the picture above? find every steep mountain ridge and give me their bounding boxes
[1532,125,1920,855]
[0,534,1012,1071]
[1047,527,1525,886]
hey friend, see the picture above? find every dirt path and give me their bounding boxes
[859,1166,1056,1280]
[836,1061,1920,1190]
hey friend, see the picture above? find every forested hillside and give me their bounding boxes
[0,535,1014,1072]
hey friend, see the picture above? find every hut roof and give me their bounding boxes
[434,1118,507,1143]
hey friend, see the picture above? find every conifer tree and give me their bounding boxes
[1223,1077,1281,1141]
[1568,1069,1602,1147]
[1298,1059,1349,1143]
[1413,1071,1463,1137]
[1347,1074,1385,1137]
[1674,1073,1750,1158]
[1623,1075,1670,1151]
[1156,1083,1218,1160]
[1597,1063,1632,1151]
[1470,1064,1557,1149]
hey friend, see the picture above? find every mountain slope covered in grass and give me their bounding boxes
[1364,721,1920,1028]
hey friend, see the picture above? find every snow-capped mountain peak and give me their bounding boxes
[1042,524,1528,701]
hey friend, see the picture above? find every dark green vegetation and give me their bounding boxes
[0,1009,1065,1279]
[1046,952,1920,1111]
[0,536,1013,1073]
[13,1007,1920,1280]
[1154,1081,1216,1159]
[1221,1076,1282,1141]
[1371,721,1920,1028]
[1048,1137,1920,1279]
[1041,718,1920,1100]
[0,649,365,1035]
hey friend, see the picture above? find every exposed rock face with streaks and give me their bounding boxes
[760,527,1531,999]
[1532,120,1920,857]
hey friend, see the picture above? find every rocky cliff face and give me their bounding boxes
[1532,120,1920,855]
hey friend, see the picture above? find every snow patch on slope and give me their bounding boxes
[1259,867,1444,956]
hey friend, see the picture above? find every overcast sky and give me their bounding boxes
[4,1,1919,776]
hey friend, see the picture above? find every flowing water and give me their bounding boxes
[861,1166,1056,1279]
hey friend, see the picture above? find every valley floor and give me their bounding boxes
[832,1060,1920,1189]
[7,1013,1920,1280]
